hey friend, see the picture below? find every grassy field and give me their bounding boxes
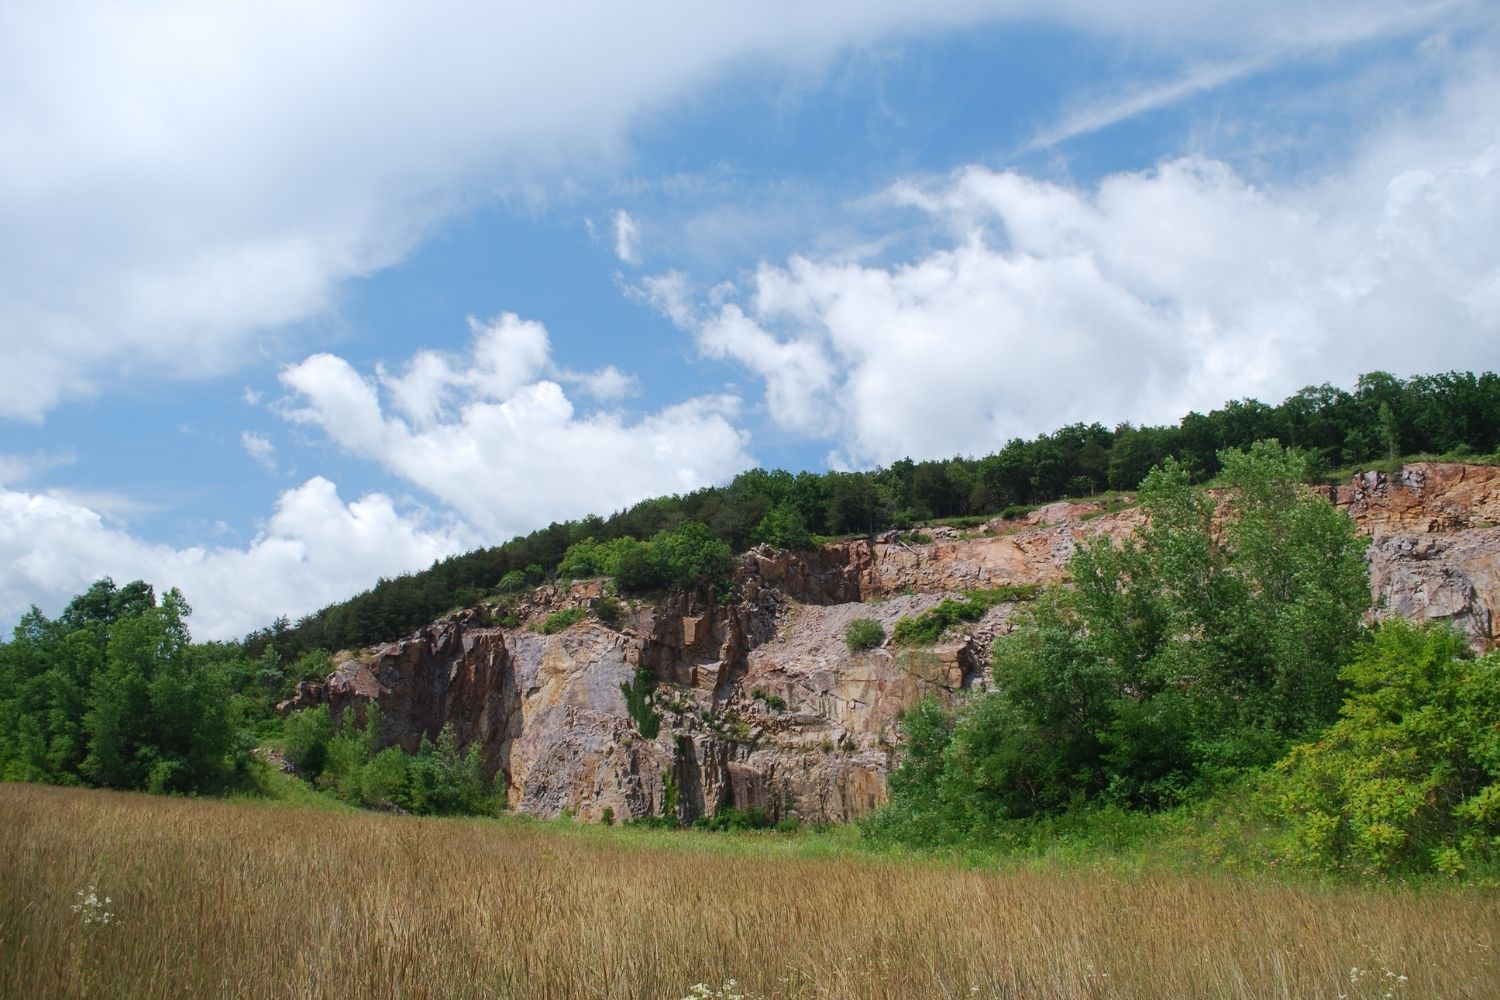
[2,784,1497,999]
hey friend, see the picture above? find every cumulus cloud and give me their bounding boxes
[279,313,753,539]
[653,63,1500,467]
[1,0,1461,421]
[0,478,476,641]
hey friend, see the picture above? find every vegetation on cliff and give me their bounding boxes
[241,369,1500,660]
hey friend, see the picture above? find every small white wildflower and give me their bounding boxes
[70,884,116,926]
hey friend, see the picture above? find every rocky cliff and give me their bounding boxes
[284,462,1500,825]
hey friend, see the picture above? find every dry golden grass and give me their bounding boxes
[2,783,1496,999]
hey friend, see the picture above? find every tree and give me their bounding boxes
[752,503,813,551]
[1272,619,1500,876]
[878,441,1372,835]
[0,581,237,794]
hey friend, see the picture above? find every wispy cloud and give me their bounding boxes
[1022,51,1283,152]
[1022,0,1475,152]
[613,209,641,264]
[241,431,276,471]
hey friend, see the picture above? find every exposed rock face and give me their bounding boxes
[1334,463,1500,649]
[284,462,1500,824]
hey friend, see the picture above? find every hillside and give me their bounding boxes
[244,370,1500,660]
[281,461,1500,825]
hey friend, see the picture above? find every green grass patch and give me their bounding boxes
[538,607,587,634]
[890,586,1040,646]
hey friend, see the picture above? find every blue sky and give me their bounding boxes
[2,1,1498,639]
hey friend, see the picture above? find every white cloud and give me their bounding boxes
[563,365,640,402]
[241,431,276,470]
[655,63,1500,467]
[613,209,642,265]
[279,313,754,539]
[1,0,1461,421]
[0,478,476,641]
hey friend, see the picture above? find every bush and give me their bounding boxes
[1270,619,1500,877]
[888,587,1038,648]
[844,618,885,653]
[496,570,528,593]
[281,705,334,778]
[539,607,587,634]
[593,596,623,628]
[751,688,788,712]
[621,667,661,739]
[693,805,772,832]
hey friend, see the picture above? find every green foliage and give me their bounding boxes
[875,442,1373,843]
[889,587,1037,647]
[496,569,528,593]
[621,667,661,739]
[281,705,335,778]
[1270,620,1500,877]
[752,502,814,551]
[751,688,788,712]
[693,805,773,832]
[843,618,885,653]
[0,579,239,794]
[539,607,587,634]
[613,522,735,594]
[592,596,624,628]
[240,370,1498,658]
[283,706,495,817]
[556,536,642,580]
[662,766,680,823]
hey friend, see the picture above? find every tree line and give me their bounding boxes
[241,370,1499,661]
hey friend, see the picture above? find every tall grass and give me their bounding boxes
[3,783,1496,999]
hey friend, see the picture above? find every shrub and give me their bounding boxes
[496,570,528,593]
[539,607,587,634]
[889,588,1038,648]
[621,667,661,739]
[600,806,615,826]
[693,805,772,832]
[1270,619,1500,877]
[751,688,788,712]
[844,618,885,653]
[593,596,623,628]
[281,705,334,778]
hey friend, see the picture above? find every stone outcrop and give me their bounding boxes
[1334,463,1500,648]
[282,462,1500,824]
